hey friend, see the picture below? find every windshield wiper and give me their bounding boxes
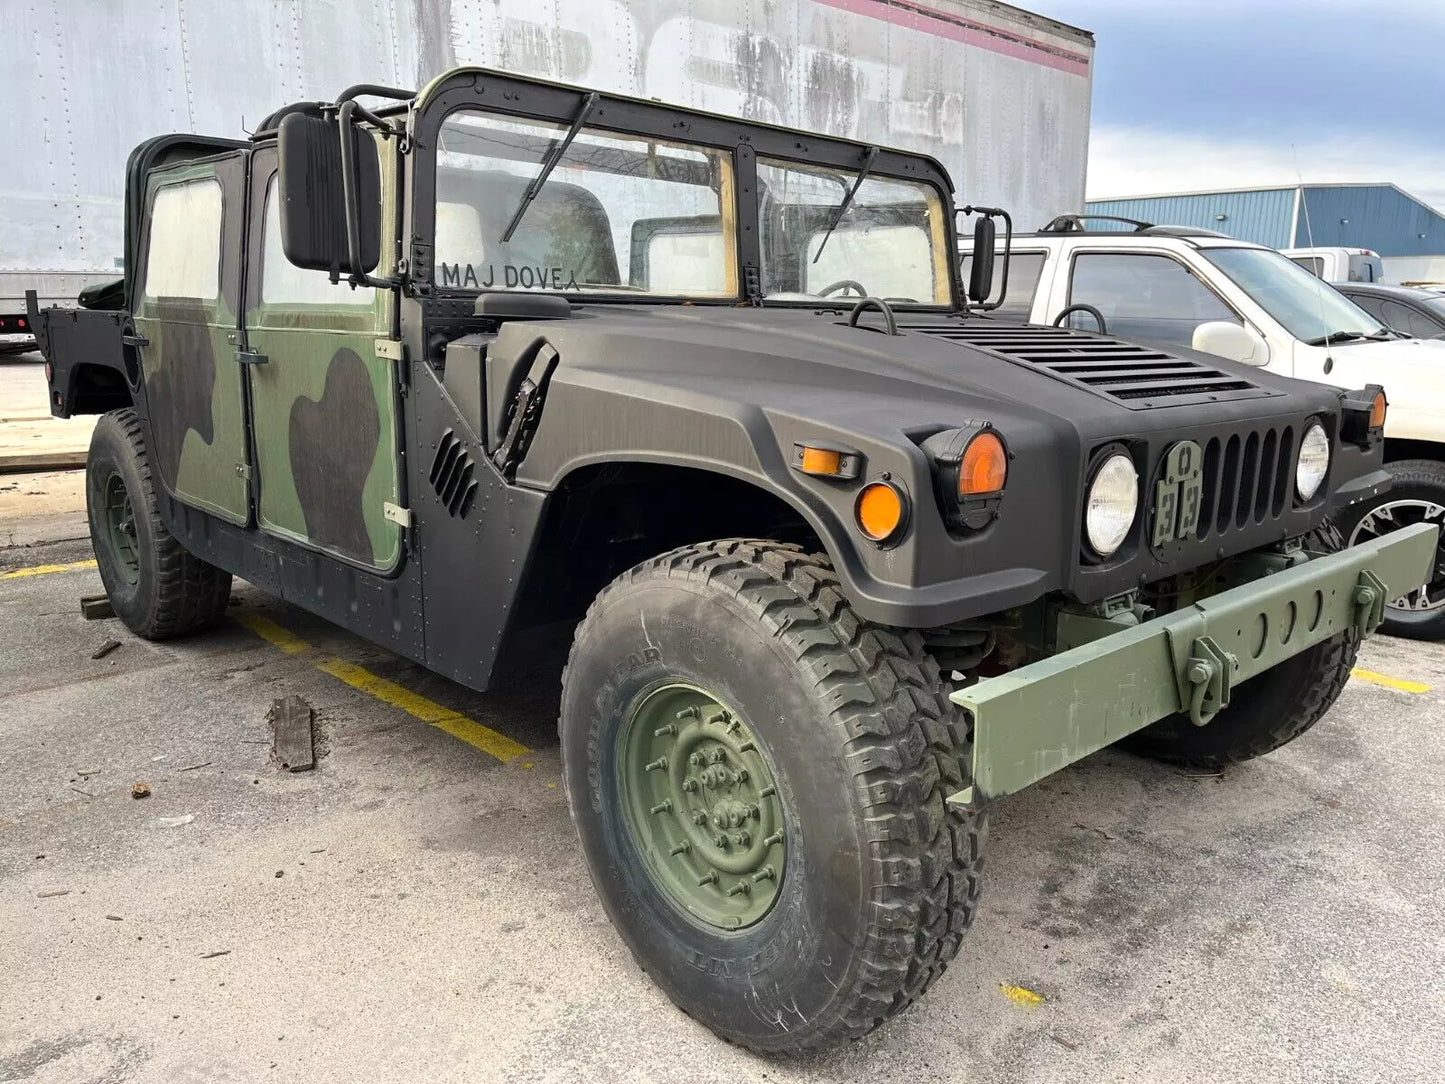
[499,91,599,244]
[1305,330,1372,346]
[811,145,879,264]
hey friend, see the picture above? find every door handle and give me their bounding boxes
[235,350,268,366]
[122,333,149,347]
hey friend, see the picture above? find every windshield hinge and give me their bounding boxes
[743,265,761,304]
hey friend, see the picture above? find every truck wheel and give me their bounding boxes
[1122,524,1359,770]
[86,409,232,640]
[559,540,985,1054]
[1336,459,1445,640]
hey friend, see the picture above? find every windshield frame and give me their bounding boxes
[407,68,963,308]
[1198,245,1389,344]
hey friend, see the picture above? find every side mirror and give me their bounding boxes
[967,217,996,303]
[277,113,380,275]
[1193,321,1269,367]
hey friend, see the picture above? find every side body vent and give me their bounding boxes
[429,429,479,519]
[905,322,1276,410]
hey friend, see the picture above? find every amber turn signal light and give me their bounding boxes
[1370,390,1387,429]
[855,481,907,544]
[958,431,1007,496]
[800,446,842,476]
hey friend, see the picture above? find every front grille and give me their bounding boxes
[1193,426,1297,540]
[905,322,1274,409]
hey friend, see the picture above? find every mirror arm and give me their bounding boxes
[334,101,400,289]
[961,205,1013,312]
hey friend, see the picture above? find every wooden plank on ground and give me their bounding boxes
[268,695,316,772]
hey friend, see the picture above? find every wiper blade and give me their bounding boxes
[1304,330,1370,346]
[811,145,879,264]
[499,91,599,244]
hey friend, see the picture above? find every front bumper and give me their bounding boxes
[949,522,1439,806]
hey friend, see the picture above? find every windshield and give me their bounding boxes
[434,110,736,297]
[756,159,951,305]
[1200,247,1388,343]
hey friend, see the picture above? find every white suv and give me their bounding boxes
[963,214,1445,638]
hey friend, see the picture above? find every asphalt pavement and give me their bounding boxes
[1,525,1442,1083]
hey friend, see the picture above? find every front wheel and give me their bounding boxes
[1336,459,1445,640]
[86,409,232,640]
[559,540,985,1054]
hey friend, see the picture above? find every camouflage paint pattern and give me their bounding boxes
[244,301,400,570]
[133,159,250,526]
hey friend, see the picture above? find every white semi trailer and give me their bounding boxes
[2,0,1093,336]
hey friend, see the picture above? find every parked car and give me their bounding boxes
[963,214,1445,638]
[1282,246,1384,283]
[1333,282,1445,340]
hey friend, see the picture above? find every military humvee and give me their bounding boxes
[29,68,1435,1053]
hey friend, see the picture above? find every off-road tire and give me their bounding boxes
[559,539,986,1055]
[1335,459,1445,640]
[86,408,232,639]
[1122,524,1359,770]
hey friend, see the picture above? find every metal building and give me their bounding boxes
[1086,183,1445,260]
[3,0,1094,313]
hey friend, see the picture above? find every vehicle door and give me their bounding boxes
[239,144,403,572]
[1057,249,1242,346]
[131,155,250,523]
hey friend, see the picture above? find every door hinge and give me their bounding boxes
[383,501,411,528]
[236,350,268,366]
[235,463,252,480]
[375,338,404,361]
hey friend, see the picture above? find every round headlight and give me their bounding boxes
[1296,421,1330,501]
[1086,452,1139,557]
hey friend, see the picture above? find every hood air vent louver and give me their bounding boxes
[429,429,479,519]
[903,322,1276,410]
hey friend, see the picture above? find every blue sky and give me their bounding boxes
[1031,0,1445,210]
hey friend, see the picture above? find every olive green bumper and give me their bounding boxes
[948,522,1439,807]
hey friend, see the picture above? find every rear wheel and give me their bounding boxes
[1123,524,1359,769]
[86,409,232,640]
[560,540,985,1054]
[1336,459,1445,640]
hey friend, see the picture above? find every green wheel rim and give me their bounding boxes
[618,683,787,931]
[101,471,140,587]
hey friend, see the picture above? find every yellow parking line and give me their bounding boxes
[234,610,529,763]
[0,558,98,580]
[1351,668,1430,694]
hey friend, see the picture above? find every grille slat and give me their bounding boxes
[1191,426,1292,542]
[905,321,1275,409]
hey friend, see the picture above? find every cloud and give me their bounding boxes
[1086,126,1445,213]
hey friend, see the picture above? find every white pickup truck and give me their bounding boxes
[963,214,1445,637]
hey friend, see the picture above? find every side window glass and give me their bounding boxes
[1289,256,1325,278]
[261,176,374,307]
[144,179,222,299]
[1380,301,1415,334]
[959,251,1046,319]
[1348,294,1386,322]
[1068,253,1238,345]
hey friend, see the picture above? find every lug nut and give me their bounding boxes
[726,881,750,897]
[676,706,700,720]
[691,811,707,826]
[669,841,691,856]
[713,813,725,828]
[747,803,760,820]
[738,740,755,752]
[682,778,698,792]
[654,723,677,737]
[763,831,783,847]
[752,865,776,884]
[644,757,668,773]
[650,800,672,815]
[706,711,728,725]
[758,785,776,798]
[732,831,751,847]
[733,768,749,784]
[708,749,725,764]
[713,834,729,848]
[697,871,718,886]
